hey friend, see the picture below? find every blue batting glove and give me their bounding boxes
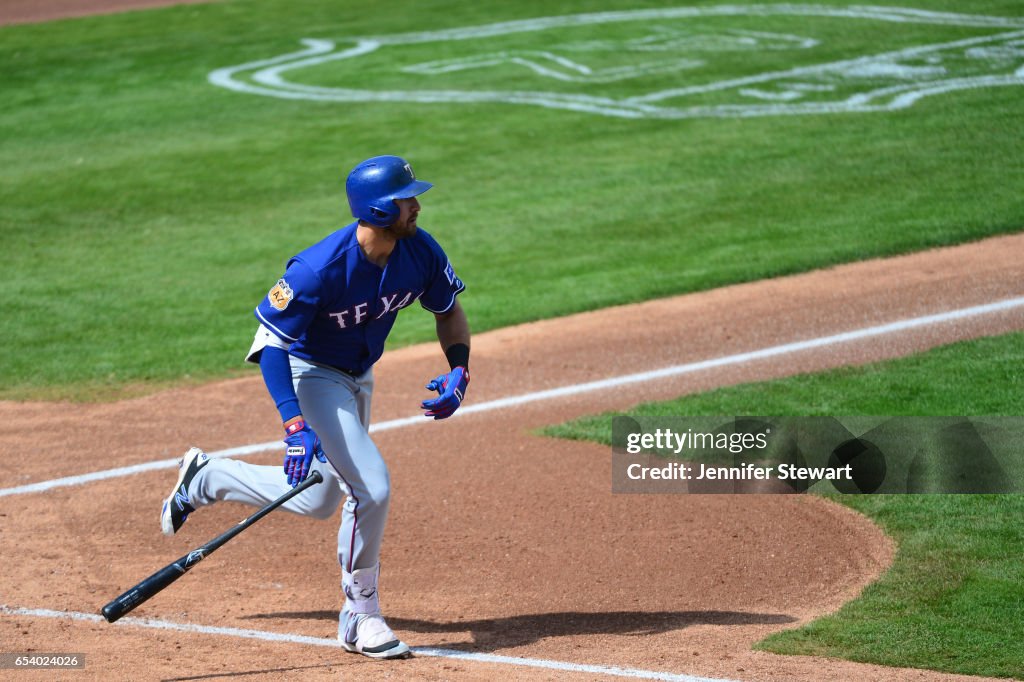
[283,417,326,487]
[421,366,470,420]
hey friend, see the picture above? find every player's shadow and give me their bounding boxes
[244,610,795,651]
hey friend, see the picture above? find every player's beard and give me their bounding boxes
[392,216,418,239]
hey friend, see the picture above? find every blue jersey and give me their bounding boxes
[255,222,465,374]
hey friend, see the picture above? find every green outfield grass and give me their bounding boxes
[3,0,1024,400]
[546,331,1024,678]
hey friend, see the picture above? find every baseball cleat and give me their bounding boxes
[160,447,210,536]
[339,611,411,659]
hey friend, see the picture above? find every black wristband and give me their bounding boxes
[445,343,470,370]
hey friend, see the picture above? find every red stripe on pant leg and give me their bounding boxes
[336,471,360,575]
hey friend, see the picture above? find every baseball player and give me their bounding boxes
[159,155,470,659]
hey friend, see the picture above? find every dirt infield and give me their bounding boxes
[2,232,1022,681]
[0,0,212,26]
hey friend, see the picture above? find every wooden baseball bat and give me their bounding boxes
[101,469,324,623]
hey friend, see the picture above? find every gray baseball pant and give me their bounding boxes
[189,356,391,574]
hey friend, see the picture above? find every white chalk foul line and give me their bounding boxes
[0,419,424,499]
[1,295,1022,500]
[0,606,735,682]
[455,295,1024,413]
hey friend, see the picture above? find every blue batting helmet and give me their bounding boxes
[346,155,433,227]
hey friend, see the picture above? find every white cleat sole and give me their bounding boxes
[341,639,411,659]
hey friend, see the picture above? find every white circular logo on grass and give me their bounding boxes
[208,4,1024,119]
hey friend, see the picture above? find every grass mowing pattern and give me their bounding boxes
[545,332,1024,678]
[3,0,1024,399]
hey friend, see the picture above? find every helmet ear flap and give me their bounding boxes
[367,204,396,227]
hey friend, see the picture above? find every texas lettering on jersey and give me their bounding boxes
[328,290,418,329]
[254,222,465,374]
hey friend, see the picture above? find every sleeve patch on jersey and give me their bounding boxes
[268,278,294,311]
